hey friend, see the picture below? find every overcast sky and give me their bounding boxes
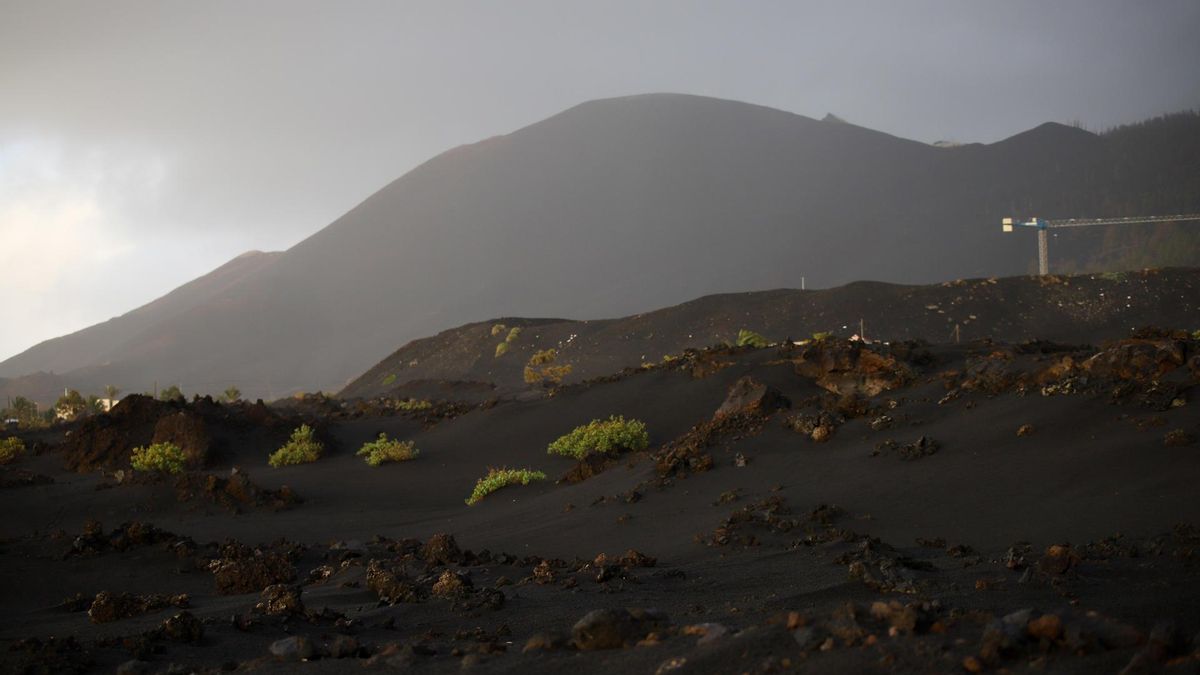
[2,0,1198,362]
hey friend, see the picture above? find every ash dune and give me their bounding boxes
[4,96,1199,402]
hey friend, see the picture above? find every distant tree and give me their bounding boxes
[159,385,184,402]
[223,386,241,403]
[87,395,105,413]
[55,389,88,420]
[8,397,39,426]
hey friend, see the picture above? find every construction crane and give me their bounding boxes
[1002,213,1200,275]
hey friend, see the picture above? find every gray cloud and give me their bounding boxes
[1,0,1198,360]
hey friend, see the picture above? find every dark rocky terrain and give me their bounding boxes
[2,282,1199,672]
[343,268,1200,399]
[3,95,1199,401]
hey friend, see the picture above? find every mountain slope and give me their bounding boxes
[340,267,1200,399]
[4,94,1199,401]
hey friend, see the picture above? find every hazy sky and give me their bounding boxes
[2,0,1198,362]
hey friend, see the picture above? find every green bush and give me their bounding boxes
[357,433,419,466]
[491,323,507,337]
[505,326,522,343]
[130,442,186,474]
[381,373,397,387]
[396,398,432,412]
[547,415,649,460]
[494,342,510,358]
[0,437,26,465]
[466,467,547,506]
[736,329,769,348]
[268,424,324,467]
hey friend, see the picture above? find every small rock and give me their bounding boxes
[116,660,151,675]
[1037,544,1079,575]
[572,608,669,650]
[1016,424,1035,437]
[962,655,984,673]
[255,584,304,616]
[522,632,567,653]
[1027,614,1063,641]
[422,533,463,565]
[270,636,315,661]
[328,635,360,659]
[161,611,204,643]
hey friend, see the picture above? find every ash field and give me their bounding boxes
[3,271,1200,674]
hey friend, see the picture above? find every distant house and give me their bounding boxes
[97,398,118,412]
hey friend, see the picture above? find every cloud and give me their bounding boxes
[0,139,165,359]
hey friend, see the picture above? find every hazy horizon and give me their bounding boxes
[3,0,1199,362]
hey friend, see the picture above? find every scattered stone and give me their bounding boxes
[269,636,314,661]
[432,570,473,598]
[423,533,463,565]
[522,632,568,653]
[1028,613,1063,641]
[572,608,670,650]
[87,591,188,623]
[714,376,790,419]
[366,559,422,604]
[1016,424,1035,437]
[1037,544,1080,576]
[328,635,361,659]
[161,611,204,643]
[1164,429,1194,447]
[254,584,304,616]
[210,548,295,595]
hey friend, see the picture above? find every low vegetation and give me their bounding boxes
[547,415,650,460]
[396,398,432,412]
[524,348,573,385]
[736,329,769,348]
[357,433,420,466]
[0,437,26,465]
[465,467,547,506]
[130,442,186,475]
[268,424,324,467]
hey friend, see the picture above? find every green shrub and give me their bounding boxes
[505,326,522,343]
[0,437,26,465]
[524,348,573,385]
[381,373,397,387]
[491,323,507,337]
[494,342,510,358]
[396,398,432,412]
[547,415,650,460]
[130,442,186,474]
[736,329,769,348]
[466,467,547,506]
[357,433,419,466]
[268,424,324,467]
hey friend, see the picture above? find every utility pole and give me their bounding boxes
[1003,213,1200,276]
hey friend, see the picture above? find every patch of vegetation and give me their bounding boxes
[158,385,185,402]
[506,326,522,343]
[396,398,432,412]
[357,433,420,466]
[268,424,324,467]
[547,415,650,460]
[130,442,186,475]
[491,323,507,337]
[812,331,833,341]
[736,329,769,348]
[494,342,510,358]
[466,467,547,506]
[55,388,88,421]
[381,373,397,387]
[0,437,26,465]
[524,348,573,386]
[223,386,241,403]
